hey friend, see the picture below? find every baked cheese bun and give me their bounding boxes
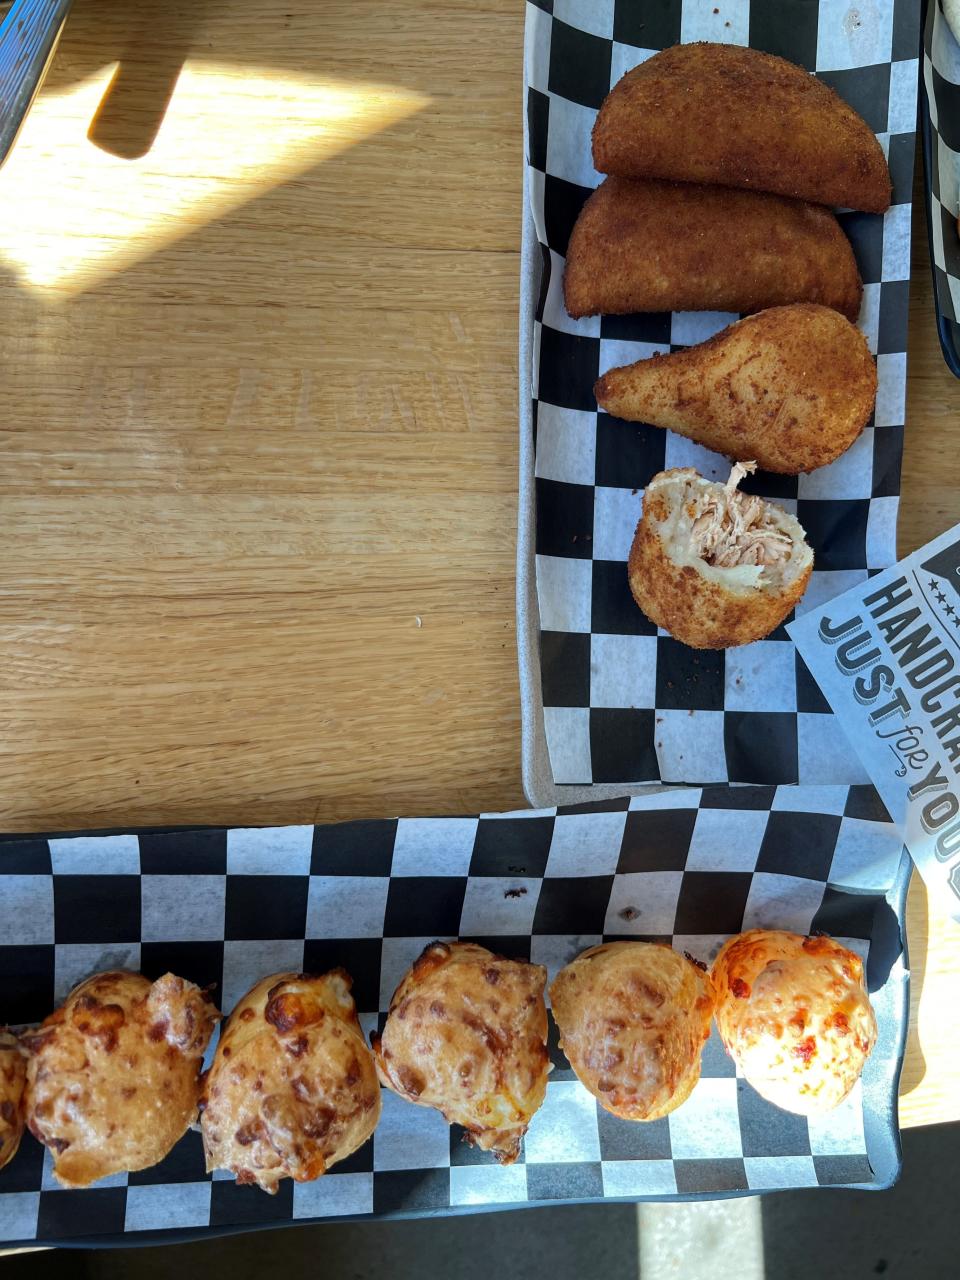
[24,971,219,1187]
[549,942,715,1121]
[372,942,549,1163]
[200,971,380,1193]
[712,930,877,1115]
[0,1031,26,1172]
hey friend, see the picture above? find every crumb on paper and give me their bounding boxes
[504,887,527,899]
[415,615,422,628]
[619,906,640,922]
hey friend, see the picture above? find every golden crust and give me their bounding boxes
[595,304,876,475]
[549,943,715,1122]
[712,931,877,1115]
[371,942,549,1163]
[0,1031,26,1172]
[23,971,219,1188]
[563,177,862,321]
[200,970,380,1193]
[628,470,812,649]
[593,43,890,214]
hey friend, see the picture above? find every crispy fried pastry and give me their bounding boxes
[372,942,549,1163]
[200,971,380,1193]
[563,177,862,321]
[0,1031,26,1172]
[712,930,877,1114]
[595,304,876,474]
[593,43,890,213]
[628,464,813,648]
[549,943,715,1121]
[23,971,219,1187]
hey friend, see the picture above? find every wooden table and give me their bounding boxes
[0,0,956,1129]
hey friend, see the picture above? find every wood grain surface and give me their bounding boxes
[0,0,956,1128]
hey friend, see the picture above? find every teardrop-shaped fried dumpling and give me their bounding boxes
[371,942,549,1163]
[200,970,381,1193]
[593,43,890,214]
[629,464,813,649]
[595,305,876,475]
[564,178,862,321]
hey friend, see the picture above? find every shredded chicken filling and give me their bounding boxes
[688,462,794,570]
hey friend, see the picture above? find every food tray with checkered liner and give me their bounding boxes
[0,784,909,1244]
[921,0,960,376]
[517,0,921,805]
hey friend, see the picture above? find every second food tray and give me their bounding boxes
[517,0,921,802]
[0,784,909,1245]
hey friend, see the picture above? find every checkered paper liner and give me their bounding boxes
[0,785,909,1245]
[921,0,960,376]
[517,0,920,798]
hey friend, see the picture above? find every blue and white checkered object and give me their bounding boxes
[921,0,960,375]
[519,0,920,791]
[0,785,909,1244]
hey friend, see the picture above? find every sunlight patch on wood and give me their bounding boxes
[0,61,430,296]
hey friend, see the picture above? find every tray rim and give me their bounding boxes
[919,0,960,378]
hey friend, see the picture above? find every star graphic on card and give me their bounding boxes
[930,578,940,590]
[954,615,960,629]
[936,590,947,604]
[947,603,956,618]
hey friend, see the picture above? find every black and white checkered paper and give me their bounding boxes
[0,785,909,1244]
[921,0,960,376]
[518,0,920,791]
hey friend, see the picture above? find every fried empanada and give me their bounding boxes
[593,43,890,214]
[628,464,812,648]
[595,304,876,474]
[564,178,862,321]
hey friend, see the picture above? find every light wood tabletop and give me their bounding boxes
[0,0,956,1129]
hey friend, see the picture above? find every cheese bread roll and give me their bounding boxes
[0,1031,26,1171]
[24,971,219,1187]
[372,942,549,1163]
[201,971,380,1193]
[712,930,877,1114]
[549,943,715,1121]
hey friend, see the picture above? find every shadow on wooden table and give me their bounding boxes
[41,0,441,159]
[84,0,211,159]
